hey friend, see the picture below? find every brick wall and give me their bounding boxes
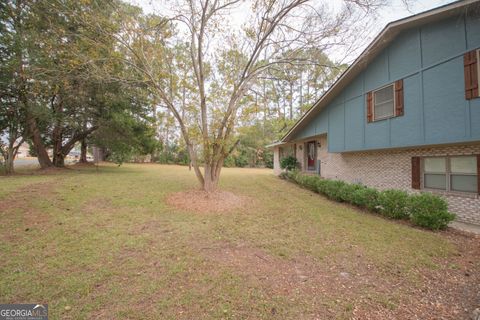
[317,136,480,225]
[272,137,480,225]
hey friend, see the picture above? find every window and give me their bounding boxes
[450,157,477,192]
[423,156,478,193]
[424,158,447,190]
[373,84,395,121]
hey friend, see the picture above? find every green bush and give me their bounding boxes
[301,175,319,191]
[408,193,455,230]
[323,180,348,201]
[351,187,380,211]
[338,183,365,203]
[264,152,274,169]
[282,169,300,183]
[279,172,288,180]
[315,179,329,195]
[280,156,299,171]
[281,172,456,231]
[377,189,410,219]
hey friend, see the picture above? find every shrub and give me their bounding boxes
[264,151,274,169]
[279,172,288,180]
[408,193,455,230]
[280,156,299,171]
[282,169,300,183]
[350,187,380,211]
[315,178,329,195]
[377,189,410,219]
[338,183,365,203]
[280,171,456,231]
[323,180,348,201]
[301,175,319,191]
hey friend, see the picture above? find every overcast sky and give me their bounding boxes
[130,0,456,29]
[127,0,456,63]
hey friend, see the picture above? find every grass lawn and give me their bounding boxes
[0,164,479,319]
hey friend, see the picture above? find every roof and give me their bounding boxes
[280,0,480,142]
[265,141,288,148]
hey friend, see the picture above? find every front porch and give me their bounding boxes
[271,134,327,176]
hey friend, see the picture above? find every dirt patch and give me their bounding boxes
[166,189,248,213]
[81,197,113,214]
[35,166,72,175]
[198,234,480,320]
[0,181,59,242]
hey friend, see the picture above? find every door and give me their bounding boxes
[306,141,316,171]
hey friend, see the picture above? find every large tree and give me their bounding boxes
[66,0,387,191]
[0,0,153,170]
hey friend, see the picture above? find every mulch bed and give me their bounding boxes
[166,189,248,213]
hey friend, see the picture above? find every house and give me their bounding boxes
[269,0,480,226]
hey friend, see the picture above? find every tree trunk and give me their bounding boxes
[26,115,52,169]
[289,82,293,120]
[53,153,65,167]
[203,162,221,193]
[4,150,15,175]
[52,125,64,167]
[80,139,88,163]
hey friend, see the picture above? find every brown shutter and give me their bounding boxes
[477,155,480,195]
[366,91,373,123]
[464,50,479,100]
[394,79,404,116]
[412,157,421,189]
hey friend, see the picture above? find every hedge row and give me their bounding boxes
[280,170,455,230]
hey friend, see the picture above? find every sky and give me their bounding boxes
[127,0,457,63]
[128,0,457,30]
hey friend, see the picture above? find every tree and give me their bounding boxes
[65,0,389,192]
[0,0,45,172]
[92,109,159,165]
[26,0,118,167]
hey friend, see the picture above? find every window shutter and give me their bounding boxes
[366,91,373,123]
[464,50,479,100]
[394,79,404,116]
[412,157,421,189]
[477,155,480,195]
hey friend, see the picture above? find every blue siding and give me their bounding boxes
[291,13,480,152]
[365,50,389,91]
[471,98,480,138]
[343,74,364,100]
[390,74,423,146]
[365,117,390,149]
[421,15,466,67]
[466,10,480,50]
[294,118,316,140]
[315,110,328,134]
[328,103,345,152]
[345,96,364,150]
[423,57,467,142]
[388,29,421,80]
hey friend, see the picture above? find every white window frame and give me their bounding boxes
[422,156,478,194]
[372,83,396,121]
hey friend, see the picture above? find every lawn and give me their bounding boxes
[0,164,478,319]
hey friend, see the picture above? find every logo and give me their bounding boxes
[0,304,48,320]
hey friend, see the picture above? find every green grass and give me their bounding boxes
[0,164,460,319]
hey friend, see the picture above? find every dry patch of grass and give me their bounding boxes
[0,164,479,319]
[166,189,249,213]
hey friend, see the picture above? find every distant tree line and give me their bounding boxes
[1,0,381,183]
